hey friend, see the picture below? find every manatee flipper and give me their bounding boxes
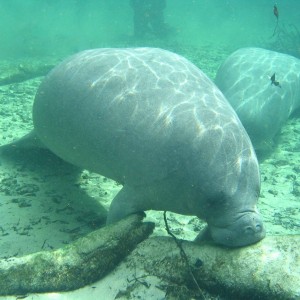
[194,226,214,244]
[107,186,146,224]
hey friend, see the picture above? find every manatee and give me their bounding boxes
[215,47,300,150]
[8,48,265,247]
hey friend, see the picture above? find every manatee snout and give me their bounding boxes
[209,211,266,247]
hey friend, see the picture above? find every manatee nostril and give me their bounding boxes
[245,226,254,234]
[245,224,262,234]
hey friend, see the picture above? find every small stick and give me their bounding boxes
[163,211,206,299]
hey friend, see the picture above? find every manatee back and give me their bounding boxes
[33,48,258,202]
[215,47,300,148]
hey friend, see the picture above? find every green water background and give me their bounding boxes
[0,3,299,295]
[0,0,299,59]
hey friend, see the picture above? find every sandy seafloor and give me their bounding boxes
[0,45,299,299]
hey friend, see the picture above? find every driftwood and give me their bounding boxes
[0,62,54,86]
[134,235,300,299]
[0,214,154,295]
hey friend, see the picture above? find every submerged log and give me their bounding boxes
[0,214,154,295]
[0,62,54,86]
[129,235,300,299]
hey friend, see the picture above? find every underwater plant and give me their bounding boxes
[269,23,300,58]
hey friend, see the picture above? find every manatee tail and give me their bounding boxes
[0,130,45,152]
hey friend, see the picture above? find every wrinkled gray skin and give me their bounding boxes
[215,47,300,150]
[19,48,265,247]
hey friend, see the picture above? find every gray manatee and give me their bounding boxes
[215,47,300,150]
[11,48,265,247]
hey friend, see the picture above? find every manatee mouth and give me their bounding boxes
[209,212,266,247]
